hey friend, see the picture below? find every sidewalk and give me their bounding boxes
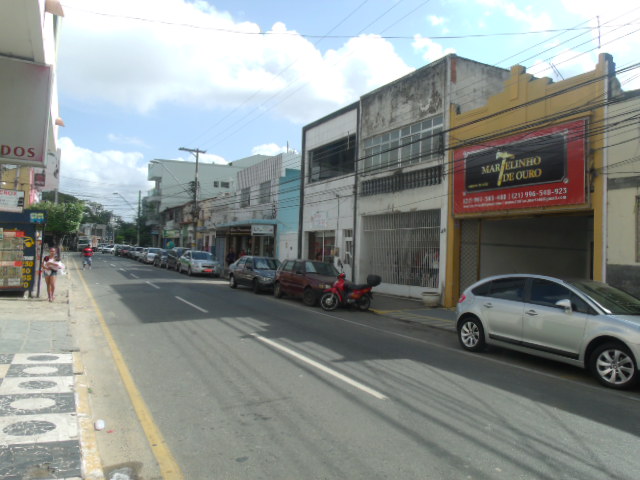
[371,293,457,332]
[0,264,94,480]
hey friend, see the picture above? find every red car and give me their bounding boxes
[274,259,339,306]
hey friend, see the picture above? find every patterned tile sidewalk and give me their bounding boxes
[0,353,82,480]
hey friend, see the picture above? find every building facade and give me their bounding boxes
[201,152,301,263]
[605,88,640,296]
[444,53,615,307]
[0,0,64,208]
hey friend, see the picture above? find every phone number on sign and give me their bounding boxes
[463,187,568,205]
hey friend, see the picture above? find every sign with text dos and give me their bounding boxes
[251,224,274,236]
[0,189,25,212]
[0,57,53,167]
[453,120,587,215]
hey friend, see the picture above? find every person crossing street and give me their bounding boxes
[82,245,93,270]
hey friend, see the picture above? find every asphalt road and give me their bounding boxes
[83,254,640,480]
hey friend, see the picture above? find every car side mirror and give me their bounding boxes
[555,298,572,312]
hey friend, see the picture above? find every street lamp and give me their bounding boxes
[113,192,141,245]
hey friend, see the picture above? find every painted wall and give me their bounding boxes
[605,91,640,296]
[446,53,613,307]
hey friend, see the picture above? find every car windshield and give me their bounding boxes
[148,248,161,254]
[305,261,338,276]
[192,252,213,261]
[255,258,280,270]
[568,279,640,315]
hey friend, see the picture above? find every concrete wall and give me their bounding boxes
[605,91,640,295]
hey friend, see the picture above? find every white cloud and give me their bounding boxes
[58,0,413,124]
[412,35,456,62]
[199,153,228,165]
[429,15,446,27]
[107,133,149,148]
[251,143,288,156]
[474,0,553,31]
[58,137,150,218]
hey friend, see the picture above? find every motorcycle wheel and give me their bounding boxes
[357,295,371,311]
[320,292,339,311]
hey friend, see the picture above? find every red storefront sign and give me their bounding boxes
[453,120,587,215]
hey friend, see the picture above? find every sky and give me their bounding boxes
[55,0,640,220]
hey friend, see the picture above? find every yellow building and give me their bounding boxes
[444,53,615,307]
[0,166,38,209]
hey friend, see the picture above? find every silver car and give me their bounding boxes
[456,274,640,389]
[177,250,222,277]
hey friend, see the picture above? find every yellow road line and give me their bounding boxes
[76,260,184,480]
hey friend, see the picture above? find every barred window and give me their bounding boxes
[240,188,250,208]
[360,165,442,196]
[258,181,271,205]
[363,115,443,174]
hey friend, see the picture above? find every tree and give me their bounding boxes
[82,201,113,225]
[36,200,85,248]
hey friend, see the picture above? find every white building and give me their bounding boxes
[300,55,511,299]
[0,0,64,204]
[145,155,266,247]
[202,152,301,262]
[605,88,640,296]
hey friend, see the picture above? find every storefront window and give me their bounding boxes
[308,231,335,262]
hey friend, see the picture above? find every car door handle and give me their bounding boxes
[483,302,493,308]
[526,310,538,316]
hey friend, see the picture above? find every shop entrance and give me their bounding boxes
[459,214,593,293]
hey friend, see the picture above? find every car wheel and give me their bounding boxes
[589,342,638,389]
[302,288,317,307]
[457,316,485,352]
[274,282,283,298]
[229,275,237,289]
[252,279,260,294]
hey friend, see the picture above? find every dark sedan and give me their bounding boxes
[228,256,280,293]
[273,259,339,306]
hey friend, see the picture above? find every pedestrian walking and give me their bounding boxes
[42,247,64,302]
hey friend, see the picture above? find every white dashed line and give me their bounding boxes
[175,296,208,313]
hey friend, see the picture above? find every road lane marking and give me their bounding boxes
[146,281,160,289]
[175,296,208,313]
[130,273,139,279]
[76,260,185,479]
[250,333,387,400]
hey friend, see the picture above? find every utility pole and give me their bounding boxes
[179,147,206,249]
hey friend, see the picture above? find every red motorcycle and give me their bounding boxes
[319,273,381,311]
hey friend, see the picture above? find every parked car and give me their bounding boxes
[274,259,339,306]
[115,245,131,257]
[102,244,115,254]
[153,249,168,268]
[142,247,163,264]
[178,250,222,276]
[456,274,640,390]
[228,256,280,293]
[130,246,144,260]
[166,247,188,271]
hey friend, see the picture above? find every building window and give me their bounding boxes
[213,181,219,187]
[240,188,250,208]
[308,231,335,262]
[309,134,356,183]
[363,115,443,174]
[221,181,230,189]
[259,181,271,204]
